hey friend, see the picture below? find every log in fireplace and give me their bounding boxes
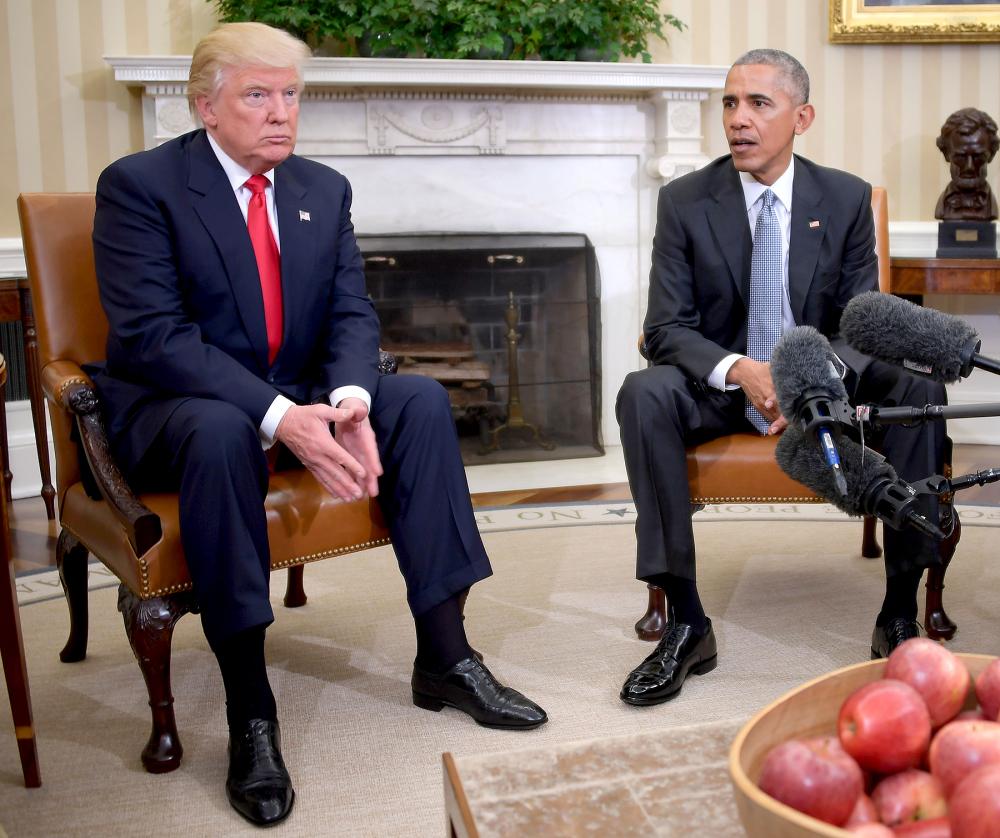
[358,233,602,465]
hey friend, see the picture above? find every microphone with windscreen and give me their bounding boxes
[775,425,944,540]
[771,326,855,498]
[841,291,1000,383]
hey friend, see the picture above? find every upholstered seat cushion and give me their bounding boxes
[687,433,821,504]
[60,471,390,599]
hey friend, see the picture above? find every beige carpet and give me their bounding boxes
[2,509,1000,837]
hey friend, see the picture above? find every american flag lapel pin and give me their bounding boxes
[299,210,311,222]
[809,219,821,228]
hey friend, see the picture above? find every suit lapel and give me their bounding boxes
[188,132,270,372]
[706,165,753,306]
[272,161,316,368]
[788,157,829,324]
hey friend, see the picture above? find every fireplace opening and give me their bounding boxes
[358,233,602,465]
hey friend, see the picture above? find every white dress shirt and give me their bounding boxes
[708,158,796,391]
[206,135,372,446]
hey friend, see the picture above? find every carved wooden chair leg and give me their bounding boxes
[635,584,666,641]
[925,510,961,641]
[1,518,41,787]
[861,516,882,559]
[56,530,91,663]
[283,564,307,608]
[117,586,195,774]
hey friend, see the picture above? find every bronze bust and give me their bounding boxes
[934,108,999,222]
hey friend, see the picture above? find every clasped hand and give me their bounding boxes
[274,397,383,502]
[727,357,788,435]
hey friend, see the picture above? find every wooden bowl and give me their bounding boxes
[728,652,996,837]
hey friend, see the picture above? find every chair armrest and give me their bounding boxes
[41,361,162,557]
[378,350,398,375]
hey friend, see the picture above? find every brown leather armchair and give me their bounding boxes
[634,187,960,642]
[17,192,393,775]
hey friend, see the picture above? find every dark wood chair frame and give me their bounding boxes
[0,353,42,787]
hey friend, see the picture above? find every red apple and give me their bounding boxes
[974,659,1000,722]
[839,679,932,774]
[893,817,952,838]
[928,719,1000,796]
[955,709,988,722]
[847,824,895,837]
[885,638,970,728]
[949,763,1000,838]
[757,735,864,826]
[846,792,879,827]
[871,769,947,827]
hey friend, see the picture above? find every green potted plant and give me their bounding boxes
[531,0,685,63]
[212,0,349,52]
[339,0,437,57]
[211,0,685,62]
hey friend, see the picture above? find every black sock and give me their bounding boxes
[414,593,474,674]
[877,567,923,625]
[214,624,277,730]
[648,572,708,634]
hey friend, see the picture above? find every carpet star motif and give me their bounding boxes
[604,507,634,517]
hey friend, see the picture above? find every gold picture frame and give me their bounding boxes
[829,0,1000,44]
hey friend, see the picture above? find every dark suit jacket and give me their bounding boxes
[90,129,380,470]
[642,154,877,388]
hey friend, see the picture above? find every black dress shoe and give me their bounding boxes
[871,617,921,659]
[620,619,717,706]
[226,719,295,827]
[412,657,548,729]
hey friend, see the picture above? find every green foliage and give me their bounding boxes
[532,1,685,63]
[211,0,686,62]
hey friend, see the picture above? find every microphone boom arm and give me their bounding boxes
[856,402,1000,426]
[912,468,1000,497]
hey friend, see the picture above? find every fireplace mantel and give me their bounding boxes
[107,55,727,92]
[107,56,726,179]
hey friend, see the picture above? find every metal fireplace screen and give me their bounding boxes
[358,233,602,465]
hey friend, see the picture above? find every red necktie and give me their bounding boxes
[244,174,283,365]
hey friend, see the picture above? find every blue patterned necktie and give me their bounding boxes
[746,188,782,433]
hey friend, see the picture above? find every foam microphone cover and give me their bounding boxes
[840,291,978,383]
[771,326,849,419]
[775,425,894,518]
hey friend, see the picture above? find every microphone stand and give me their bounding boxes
[895,467,1000,541]
[856,402,1000,426]
[912,468,1000,501]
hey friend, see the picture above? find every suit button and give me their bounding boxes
[267,375,275,383]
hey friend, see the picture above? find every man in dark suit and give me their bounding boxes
[91,22,546,827]
[616,49,946,707]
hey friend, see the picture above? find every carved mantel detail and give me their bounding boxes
[367,101,505,155]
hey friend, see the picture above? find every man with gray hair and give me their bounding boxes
[616,49,946,706]
[90,21,546,827]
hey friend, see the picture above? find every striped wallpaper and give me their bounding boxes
[2,0,1000,236]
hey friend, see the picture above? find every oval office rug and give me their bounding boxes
[3,504,1000,836]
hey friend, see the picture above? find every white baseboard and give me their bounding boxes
[942,384,1000,446]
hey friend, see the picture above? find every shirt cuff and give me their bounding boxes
[259,394,294,449]
[330,386,372,412]
[708,354,744,392]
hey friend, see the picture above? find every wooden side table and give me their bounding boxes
[0,353,41,787]
[443,720,744,837]
[891,257,1000,296]
[0,277,55,520]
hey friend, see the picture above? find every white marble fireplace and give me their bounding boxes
[108,56,728,452]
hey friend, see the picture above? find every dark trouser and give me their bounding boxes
[616,359,946,584]
[120,374,492,648]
